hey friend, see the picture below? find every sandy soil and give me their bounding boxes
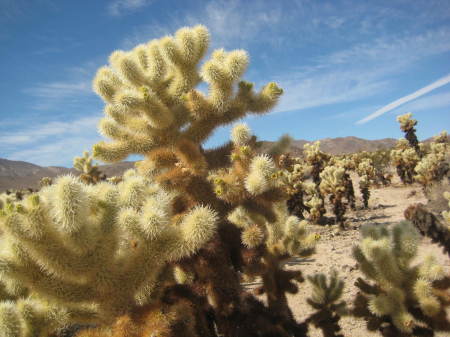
[246,179,450,337]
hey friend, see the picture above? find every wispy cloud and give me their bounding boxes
[357,73,450,124]
[8,137,101,167]
[22,59,103,111]
[23,80,93,110]
[0,116,100,146]
[107,0,154,16]
[120,0,450,117]
[3,116,103,166]
[121,0,283,49]
[274,69,389,113]
[274,26,450,114]
[392,90,450,114]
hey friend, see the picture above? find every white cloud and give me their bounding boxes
[24,81,90,99]
[118,0,450,117]
[272,25,450,115]
[121,0,283,49]
[273,69,389,113]
[357,73,450,124]
[108,0,154,16]
[0,116,101,146]
[3,116,103,167]
[8,137,101,167]
[23,80,94,111]
[316,27,450,68]
[392,90,450,114]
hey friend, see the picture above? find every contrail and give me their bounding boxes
[356,73,450,124]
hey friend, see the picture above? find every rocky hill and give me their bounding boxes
[0,159,134,192]
[1,135,436,192]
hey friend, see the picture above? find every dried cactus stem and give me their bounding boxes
[305,309,345,337]
[361,186,370,209]
[258,251,306,334]
[404,203,450,257]
[405,128,420,155]
[343,172,356,210]
[330,193,346,228]
[287,191,309,219]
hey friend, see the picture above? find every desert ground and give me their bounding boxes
[245,176,449,337]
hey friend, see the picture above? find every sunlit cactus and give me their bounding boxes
[73,151,106,184]
[306,270,347,337]
[414,142,449,187]
[303,141,330,187]
[391,139,420,184]
[356,158,376,208]
[92,25,282,165]
[397,112,420,154]
[319,165,347,228]
[352,149,392,187]
[303,182,325,223]
[335,158,356,210]
[0,173,217,335]
[280,160,311,218]
[352,221,450,336]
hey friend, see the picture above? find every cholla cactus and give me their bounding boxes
[81,25,325,337]
[356,159,376,208]
[303,182,325,223]
[404,202,450,257]
[352,221,450,335]
[39,177,53,188]
[209,123,319,323]
[397,112,420,154]
[73,151,106,184]
[0,173,217,335]
[354,149,392,186]
[92,25,281,164]
[280,160,311,218]
[303,141,330,186]
[306,270,347,337]
[414,142,449,187]
[335,158,356,210]
[0,189,35,209]
[320,165,347,228]
[391,139,420,184]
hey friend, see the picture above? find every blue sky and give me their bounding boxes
[1,0,449,167]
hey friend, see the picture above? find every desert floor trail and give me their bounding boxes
[245,181,450,337]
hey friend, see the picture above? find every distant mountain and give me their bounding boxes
[259,136,398,156]
[0,135,440,192]
[0,159,134,192]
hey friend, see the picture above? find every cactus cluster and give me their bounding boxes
[391,138,420,185]
[414,141,449,187]
[392,113,448,187]
[0,26,327,337]
[1,25,449,337]
[352,221,450,336]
